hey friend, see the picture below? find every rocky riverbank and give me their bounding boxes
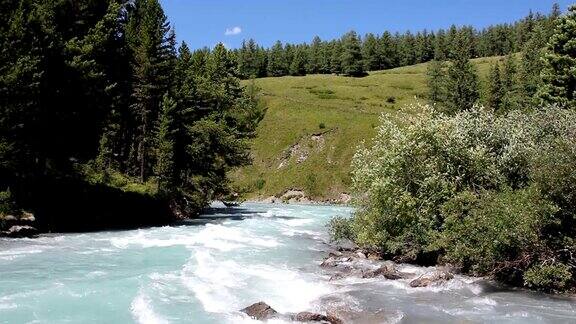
[251,189,352,205]
[238,241,467,323]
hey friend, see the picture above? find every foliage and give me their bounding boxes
[0,188,15,216]
[0,0,264,221]
[232,56,502,201]
[539,4,576,108]
[228,5,561,79]
[343,106,576,291]
[524,263,573,292]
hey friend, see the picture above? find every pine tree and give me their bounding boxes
[267,40,287,77]
[329,41,343,74]
[362,33,380,71]
[126,0,176,182]
[289,45,307,76]
[426,60,446,106]
[486,61,504,111]
[538,4,576,108]
[518,26,546,108]
[155,94,176,195]
[378,31,397,69]
[444,34,480,113]
[500,54,521,111]
[340,31,365,77]
[307,36,323,74]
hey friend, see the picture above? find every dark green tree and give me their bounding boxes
[155,94,176,195]
[340,31,365,77]
[539,4,576,108]
[486,61,504,111]
[126,0,176,181]
[444,34,480,113]
[267,40,288,77]
[362,33,380,71]
[426,60,446,106]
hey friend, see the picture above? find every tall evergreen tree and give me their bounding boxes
[126,0,176,181]
[289,45,307,76]
[378,31,398,69]
[486,61,504,111]
[362,33,380,71]
[519,26,546,108]
[426,60,446,106]
[539,4,576,108]
[267,40,288,77]
[155,94,176,195]
[500,54,521,111]
[340,31,365,77]
[329,41,343,74]
[443,34,480,113]
[307,36,323,74]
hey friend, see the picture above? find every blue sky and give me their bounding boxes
[160,0,573,49]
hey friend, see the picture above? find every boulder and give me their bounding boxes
[2,215,17,222]
[409,269,454,288]
[293,311,343,324]
[2,225,38,238]
[20,211,35,223]
[366,252,382,261]
[241,302,278,320]
[361,264,406,280]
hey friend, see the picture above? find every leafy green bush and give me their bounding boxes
[255,178,266,190]
[0,188,15,216]
[328,216,355,242]
[524,263,572,292]
[339,105,576,291]
[319,122,326,129]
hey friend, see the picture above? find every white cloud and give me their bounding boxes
[224,26,242,36]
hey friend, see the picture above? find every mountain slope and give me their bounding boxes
[233,57,500,201]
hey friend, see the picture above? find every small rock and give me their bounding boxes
[320,256,352,268]
[20,211,35,222]
[293,311,343,324]
[356,251,367,259]
[409,269,454,288]
[328,251,343,258]
[2,225,38,238]
[2,215,17,222]
[241,302,278,320]
[367,252,382,261]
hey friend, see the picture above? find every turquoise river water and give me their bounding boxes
[0,203,575,323]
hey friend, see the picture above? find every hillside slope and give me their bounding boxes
[232,57,500,201]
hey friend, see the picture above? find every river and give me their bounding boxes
[0,203,575,323]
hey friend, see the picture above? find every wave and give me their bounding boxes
[109,224,279,252]
[182,250,333,315]
[131,291,169,324]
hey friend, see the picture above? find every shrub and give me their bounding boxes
[255,178,266,190]
[524,263,572,292]
[319,122,326,129]
[386,96,396,103]
[337,105,576,291]
[0,188,15,216]
[328,216,355,242]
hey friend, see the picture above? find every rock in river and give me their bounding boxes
[1,225,39,238]
[409,269,454,287]
[241,302,278,320]
[293,311,343,324]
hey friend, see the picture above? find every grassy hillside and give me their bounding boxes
[232,57,501,200]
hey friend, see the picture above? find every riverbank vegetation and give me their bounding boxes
[331,5,576,292]
[0,0,264,231]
